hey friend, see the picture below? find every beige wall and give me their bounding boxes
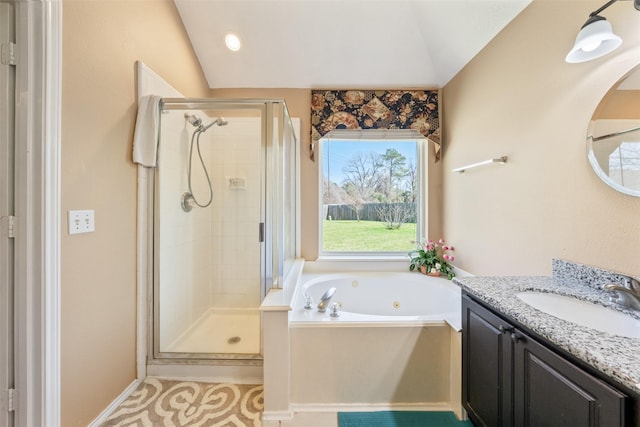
[442,0,640,277]
[594,89,640,119]
[61,1,210,425]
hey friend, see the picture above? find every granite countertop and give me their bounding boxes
[453,259,640,395]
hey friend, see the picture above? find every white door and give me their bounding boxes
[0,2,16,426]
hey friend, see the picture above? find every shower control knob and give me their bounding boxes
[330,302,341,318]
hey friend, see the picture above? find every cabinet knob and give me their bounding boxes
[511,332,521,343]
[499,325,514,334]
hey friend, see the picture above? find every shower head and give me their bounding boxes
[184,113,203,128]
[199,117,228,133]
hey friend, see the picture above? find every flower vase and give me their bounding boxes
[420,265,427,275]
[427,271,441,277]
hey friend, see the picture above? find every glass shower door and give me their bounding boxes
[153,105,266,360]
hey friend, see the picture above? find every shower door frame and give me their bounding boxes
[1,4,16,425]
[148,98,286,364]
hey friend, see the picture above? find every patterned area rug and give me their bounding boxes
[99,377,263,427]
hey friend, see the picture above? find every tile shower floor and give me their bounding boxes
[165,308,261,354]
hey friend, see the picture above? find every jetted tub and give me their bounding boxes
[288,265,465,417]
[290,271,461,328]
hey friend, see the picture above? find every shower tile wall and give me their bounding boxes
[209,118,262,309]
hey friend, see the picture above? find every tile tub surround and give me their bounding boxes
[453,261,640,396]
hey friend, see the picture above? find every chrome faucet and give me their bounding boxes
[317,287,336,313]
[604,276,640,311]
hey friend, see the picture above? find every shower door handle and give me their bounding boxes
[259,222,264,242]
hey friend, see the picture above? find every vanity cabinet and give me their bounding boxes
[462,293,629,427]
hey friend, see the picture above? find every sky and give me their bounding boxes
[321,140,418,186]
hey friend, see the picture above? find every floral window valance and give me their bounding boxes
[311,89,441,160]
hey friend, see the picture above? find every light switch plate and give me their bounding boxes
[68,210,95,235]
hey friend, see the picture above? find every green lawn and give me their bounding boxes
[322,220,417,252]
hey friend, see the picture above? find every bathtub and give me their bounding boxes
[288,264,465,417]
[290,271,461,329]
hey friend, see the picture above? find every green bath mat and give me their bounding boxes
[338,411,474,427]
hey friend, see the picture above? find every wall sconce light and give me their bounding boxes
[565,0,639,63]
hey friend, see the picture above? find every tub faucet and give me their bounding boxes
[317,287,336,313]
[604,276,640,311]
[303,293,314,310]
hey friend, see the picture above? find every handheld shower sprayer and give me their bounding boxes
[199,117,229,133]
[181,114,229,213]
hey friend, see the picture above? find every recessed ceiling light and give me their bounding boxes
[225,33,241,52]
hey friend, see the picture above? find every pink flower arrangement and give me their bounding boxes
[408,238,456,279]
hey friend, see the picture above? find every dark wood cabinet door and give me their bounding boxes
[513,329,627,427]
[462,295,513,427]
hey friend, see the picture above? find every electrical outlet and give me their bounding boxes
[68,210,95,235]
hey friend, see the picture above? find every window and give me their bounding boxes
[319,130,425,256]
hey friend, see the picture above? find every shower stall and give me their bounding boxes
[146,98,298,367]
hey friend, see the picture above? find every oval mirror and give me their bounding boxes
[587,64,640,197]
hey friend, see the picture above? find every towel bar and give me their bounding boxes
[452,156,508,173]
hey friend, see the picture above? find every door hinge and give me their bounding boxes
[1,216,16,239]
[5,389,16,412]
[1,42,16,66]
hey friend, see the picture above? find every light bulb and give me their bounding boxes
[581,40,602,52]
[225,33,241,52]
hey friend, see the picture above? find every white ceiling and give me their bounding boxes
[174,0,532,89]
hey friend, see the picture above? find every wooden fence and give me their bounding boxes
[323,202,416,223]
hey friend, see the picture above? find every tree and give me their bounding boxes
[341,152,385,220]
[402,161,417,203]
[323,178,349,204]
[329,146,418,224]
[376,203,412,230]
[343,183,367,221]
[377,148,408,201]
[342,152,381,202]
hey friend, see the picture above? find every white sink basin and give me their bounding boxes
[516,291,640,338]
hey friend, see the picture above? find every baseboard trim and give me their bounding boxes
[262,409,294,421]
[290,402,452,413]
[87,378,143,426]
[145,363,263,383]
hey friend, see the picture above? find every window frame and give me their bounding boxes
[317,132,427,259]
